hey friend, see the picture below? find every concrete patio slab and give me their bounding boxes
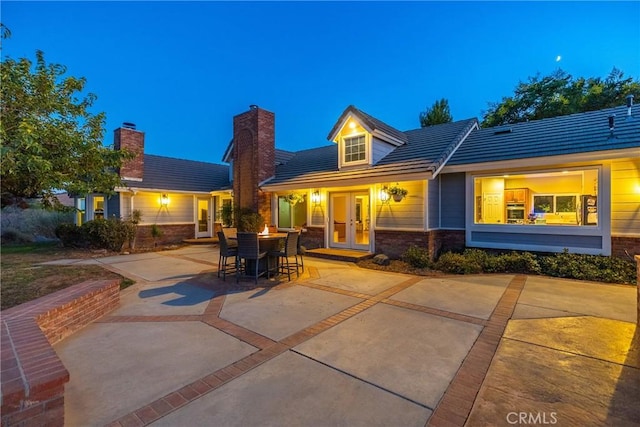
[504,317,639,368]
[112,280,217,316]
[311,265,410,295]
[294,303,482,409]
[220,286,362,341]
[99,253,213,281]
[391,275,513,320]
[54,321,256,427]
[151,351,431,427]
[467,337,640,426]
[512,303,583,319]
[518,276,637,323]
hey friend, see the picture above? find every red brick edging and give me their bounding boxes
[1,279,120,427]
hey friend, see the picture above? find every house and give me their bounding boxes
[77,103,640,257]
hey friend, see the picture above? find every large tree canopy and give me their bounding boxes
[1,49,129,207]
[419,98,453,127]
[481,68,640,127]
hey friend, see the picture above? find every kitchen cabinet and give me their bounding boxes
[504,188,528,204]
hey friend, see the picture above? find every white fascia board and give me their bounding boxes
[441,147,639,174]
[370,129,405,146]
[328,113,374,143]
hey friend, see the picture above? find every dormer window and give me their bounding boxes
[344,134,366,163]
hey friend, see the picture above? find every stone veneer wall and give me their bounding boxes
[134,224,195,248]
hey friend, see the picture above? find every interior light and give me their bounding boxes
[160,194,169,206]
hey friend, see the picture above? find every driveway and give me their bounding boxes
[51,246,639,426]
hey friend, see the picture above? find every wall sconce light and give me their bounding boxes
[311,190,321,205]
[160,194,169,207]
[379,186,390,204]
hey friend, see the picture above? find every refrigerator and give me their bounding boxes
[580,195,597,225]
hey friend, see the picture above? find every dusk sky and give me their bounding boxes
[3,1,639,163]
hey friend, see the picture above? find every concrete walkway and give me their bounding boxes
[48,246,639,426]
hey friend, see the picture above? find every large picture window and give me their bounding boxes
[473,168,598,226]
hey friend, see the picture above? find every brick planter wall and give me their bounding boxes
[301,226,325,250]
[1,279,120,427]
[374,229,466,260]
[134,224,195,248]
[611,235,640,259]
[636,255,639,326]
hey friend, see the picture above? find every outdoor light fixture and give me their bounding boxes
[311,190,321,205]
[379,186,390,203]
[160,194,169,207]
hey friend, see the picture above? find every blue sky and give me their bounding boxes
[3,1,639,163]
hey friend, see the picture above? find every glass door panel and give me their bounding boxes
[197,198,210,237]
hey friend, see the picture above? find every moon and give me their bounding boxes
[556,55,562,62]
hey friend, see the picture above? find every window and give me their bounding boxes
[278,196,307,228]
[344,135,366,163]
[473,168,598,226]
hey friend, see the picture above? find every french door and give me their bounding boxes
[329,191,370,251]
[196,198,211,238]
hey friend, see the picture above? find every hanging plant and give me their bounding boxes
[285,193,306,205]
[388,185,408,202]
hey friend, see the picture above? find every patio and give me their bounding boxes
[51,245,639,426]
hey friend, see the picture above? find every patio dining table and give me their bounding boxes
[231,233,287,277]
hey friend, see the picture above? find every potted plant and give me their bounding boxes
[220,203,233,227]
[388,185,408,202]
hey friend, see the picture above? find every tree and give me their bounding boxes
[419,98,453,127]
[481,68,640,127]
[1,48,130,208]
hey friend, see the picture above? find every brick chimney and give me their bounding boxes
[232,105,275,221]
[114,123,144,181]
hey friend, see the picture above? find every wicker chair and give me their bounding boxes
[236,232,269,284]
[269,231,300,281]
[217,231,237,281]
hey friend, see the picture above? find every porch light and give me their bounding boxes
[379,186,390,203]
[311,190,321,205]
[160,194,169,207]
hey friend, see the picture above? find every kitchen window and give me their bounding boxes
[473,168,598,226]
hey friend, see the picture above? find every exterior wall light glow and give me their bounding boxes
[311,190,321,205]
[379,186,390,203]
[160,194,169,206]
[349,121,357,129]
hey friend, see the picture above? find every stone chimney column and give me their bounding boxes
[232,105,275,222]
[114,123,144,181]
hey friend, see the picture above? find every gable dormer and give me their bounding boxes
[327,105,406,170]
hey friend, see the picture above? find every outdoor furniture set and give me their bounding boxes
[217,230,304,284]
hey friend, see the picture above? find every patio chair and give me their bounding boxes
[296,231,306,272]
[236,232,269,284]
[269,230,300,281]
[217,231,237,281]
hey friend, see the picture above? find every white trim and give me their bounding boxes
[443,148,638,174]
[612,232,640,237]
[370,129,405,147]
[115,186,216,196]
[432,121,479,177]
[465,164,611,255]
[121,177,143,182]
[339,132,370,169]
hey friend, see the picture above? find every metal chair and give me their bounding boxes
[270,231,300,281]
[236,232,269,284]
[217,231,237,281]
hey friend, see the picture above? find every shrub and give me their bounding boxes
[540,250,636,284]
[82,217,129,251]
[55,223,87,247]
[236,208,265,232]
[1,205,74,240]
[1,229,33,244]
[494,251,541,274]
[435,252,482,274]
[402,245,432,269]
